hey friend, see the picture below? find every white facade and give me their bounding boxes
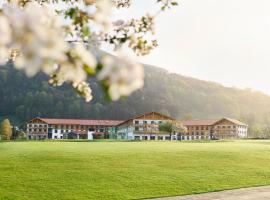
[117,117,171,140]
[236,125,248,138]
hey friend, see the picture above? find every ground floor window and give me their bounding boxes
[150,136,155,140]
[158,136,163,140]
[134,136,140,140]
[142,136,148,140]
[165,136,171,140]
[54,136,57,139]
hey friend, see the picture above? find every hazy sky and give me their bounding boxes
[113,0,270,95]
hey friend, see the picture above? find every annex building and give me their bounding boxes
[26,112,248,140]
[26,118,123,140]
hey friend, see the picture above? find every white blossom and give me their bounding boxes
[98,53,144,100]
[75,81,93,102]
[93,0,112,31]
[2,2,68,76]
[51,42,96,87]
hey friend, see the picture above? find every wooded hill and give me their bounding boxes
[1,62,270,136]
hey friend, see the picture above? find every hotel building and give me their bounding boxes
[26,112,248,140]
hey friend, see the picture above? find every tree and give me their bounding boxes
[18,131,27,140]
[159,120,187,140]
[0,119,12,140]
[0,0,178,102]
[159,121,173,133]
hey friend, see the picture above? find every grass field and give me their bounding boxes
[0,140,270,200]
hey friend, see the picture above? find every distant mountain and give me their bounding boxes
[1,62,270,132]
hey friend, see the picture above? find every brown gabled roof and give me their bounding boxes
[213,118,248,126]
[180,118,247,126]
[180,119,218,126]
[32,118,123,126]
[117,111,174,126]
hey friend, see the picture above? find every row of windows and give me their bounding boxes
[134,127,159,131]
[53,125,109,129]
[134,135,209,141]
[54,128,106,133]
[216,125,237,129]
[29,124,112,130]
[188,125,239,130]
[188,126,210,130]
[28,124,47,128]
[134,120,162,125]
[28,129,46,132]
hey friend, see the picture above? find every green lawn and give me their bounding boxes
[0,140,270,200]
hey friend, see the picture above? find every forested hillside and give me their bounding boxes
[1,62,270,136]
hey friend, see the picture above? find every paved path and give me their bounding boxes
[150,186,270,200]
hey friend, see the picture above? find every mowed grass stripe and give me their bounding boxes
[0,140,270,200]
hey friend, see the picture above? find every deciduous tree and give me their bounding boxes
[0,119,12,140]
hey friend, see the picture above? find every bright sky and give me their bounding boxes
[114,0,270,95]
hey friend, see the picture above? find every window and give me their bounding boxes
[54,130,57,133]
[60,136,63,139]
[165,136,171,140]
[150,136,155,140]
[206,127,209,130]
[151,121,155,124]
[196,127,199,130]
[134,136,140,140]
[158,136,163,140]
[201,126,204,130]
[135,127,139,131]
[135,121,139,124]
[54,136,57,139]
[143,121,147,124]
[142,136,148,140]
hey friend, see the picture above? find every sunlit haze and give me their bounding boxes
[112,0,270,95]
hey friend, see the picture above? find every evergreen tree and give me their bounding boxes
[0,119,12,140]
